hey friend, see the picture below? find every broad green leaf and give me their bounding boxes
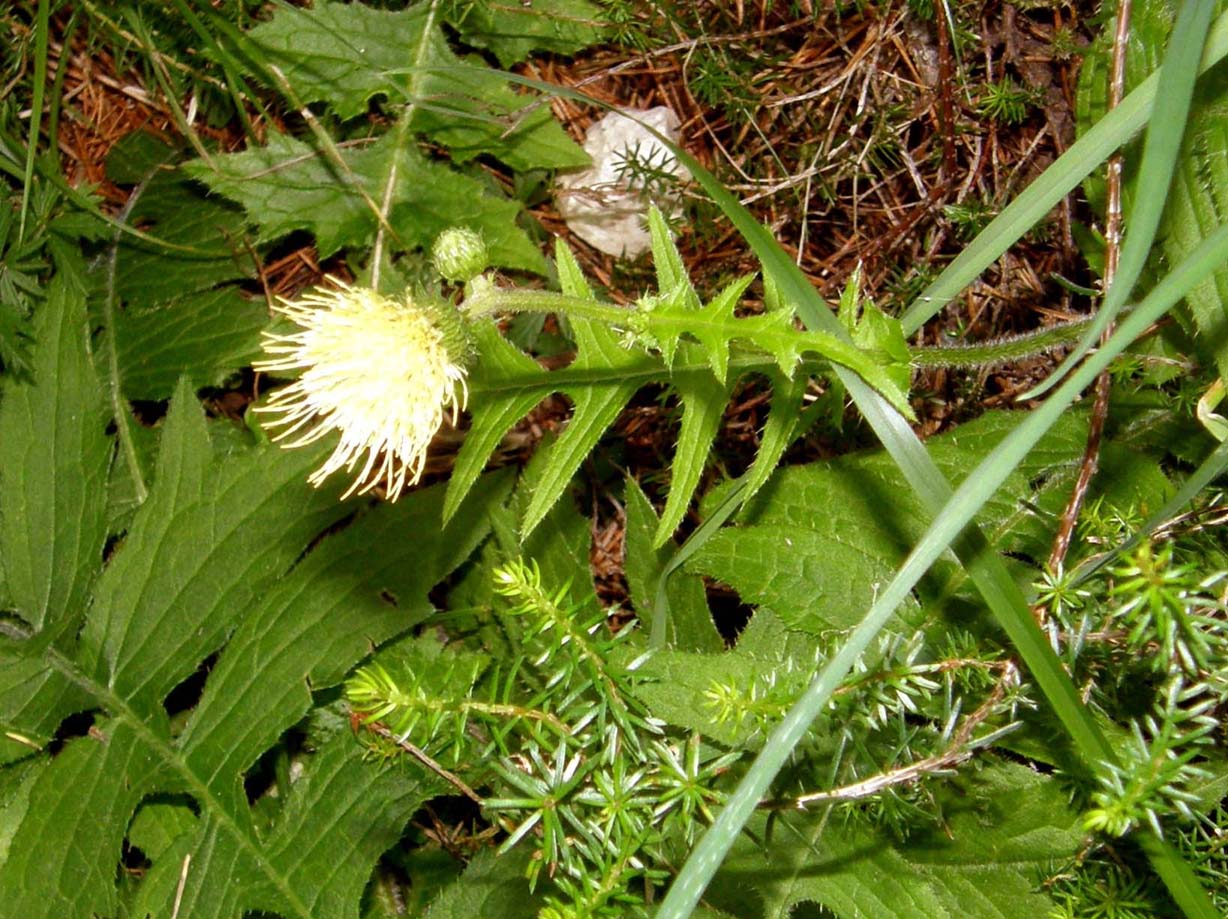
[0,755,43,863]
[132,731,447,919]
[77,379,351,713]
[185,131,545,272]
[443,0,605,67]
[115,286,267,399]
[127,800,198,861]
[0,650,87,765]
[100,131,266,428]
[108,135,255,305]
[0,371,503,918]
[688,411,1087,633]
[246,0,587,171]
[705,761,1082,919]
[422,849,540,919]
[0,719,170,919]
[634,608,812,748]
[0,275,108,635]
[0,277,107,763]
[177,472,510,813]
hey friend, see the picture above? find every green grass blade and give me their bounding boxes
[898,3,1228,338]
[385,69,1218,911]
[18,0,50,243]
[656,222,1228,919]
[1071,437,1228,588]
[1021,0,1218,400]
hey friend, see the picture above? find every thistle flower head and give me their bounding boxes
[254,279,469,500]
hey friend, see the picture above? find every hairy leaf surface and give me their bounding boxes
[0,359,503,916]
[247,0,588,170]
[186,132,545,272]
[687,411,1088,632]
[705,762,1082,918]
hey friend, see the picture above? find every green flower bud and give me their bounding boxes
[432,227,490,283]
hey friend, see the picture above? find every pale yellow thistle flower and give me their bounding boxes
[254,279,469,500]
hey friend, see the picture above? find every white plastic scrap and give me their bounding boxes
[554,106,691,259]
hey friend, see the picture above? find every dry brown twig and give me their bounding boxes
[1043,0,1132,593]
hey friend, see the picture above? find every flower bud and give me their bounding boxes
[432,227,489,283]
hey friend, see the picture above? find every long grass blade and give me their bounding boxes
[1070,438,1228,588]
[898,4,1228,338]
[1021,0,1218,399]
[656,221,1228,919]
[18,0,50,243]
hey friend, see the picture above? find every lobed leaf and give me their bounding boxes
[185,132,545,272]
[246,0,587,171]
[442,0,606,67]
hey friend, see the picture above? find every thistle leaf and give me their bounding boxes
[185,132,545,272]
[246,0,587,171]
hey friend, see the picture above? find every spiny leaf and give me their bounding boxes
[648,206,700,308]
[655,350,734,545]
[185,132,545,272]
[738,370,807,504]
[442,0,606,67]
[623,478,722,653]
[520,316,642,536]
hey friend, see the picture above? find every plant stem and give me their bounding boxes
[466,284,1103,371]
[1047,0,1132,579]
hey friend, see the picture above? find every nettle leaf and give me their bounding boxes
[185,131,545,273]
[103,131,266,400]
[247,0,588,171]
[0,278,108,763]
[688,410,1088,633]
[422,848,540,919]
[443,0,606,68]
[704,761,1083,919]
[0,362,505,917]
[634,608,813,748]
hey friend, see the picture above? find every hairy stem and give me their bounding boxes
[465,284,1104,372]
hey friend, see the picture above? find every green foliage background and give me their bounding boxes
[1,1,1228,918]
